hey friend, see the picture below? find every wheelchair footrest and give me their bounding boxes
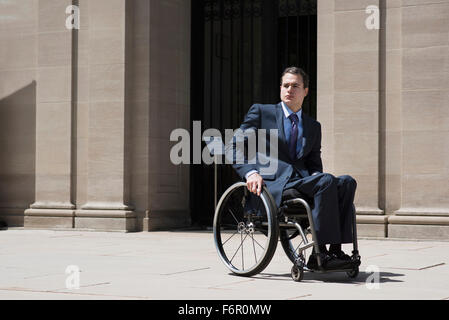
[307,259,360,272]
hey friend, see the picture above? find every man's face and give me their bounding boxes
[280,73,309,111]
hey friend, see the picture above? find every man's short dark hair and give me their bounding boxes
[280,67,309,89]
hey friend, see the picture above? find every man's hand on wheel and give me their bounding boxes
[246,173,263,196]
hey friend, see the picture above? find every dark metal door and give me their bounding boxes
[190,0,317,227]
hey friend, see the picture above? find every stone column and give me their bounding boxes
[318,0,387,237]
[388,0,449,239]
[127,0,150,231]
[24,0,75,228]
[74,0,136,231]
[0,0,38,227]
[382,0,402,221]
[145,0,191,230]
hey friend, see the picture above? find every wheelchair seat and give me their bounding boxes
[281,188,313,218]
[282,188,309,201]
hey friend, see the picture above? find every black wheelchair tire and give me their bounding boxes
[291,265,304,282]
[280,229,299,264]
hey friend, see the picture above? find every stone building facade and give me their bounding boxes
[0,0,448,239]
[318,0,449,239]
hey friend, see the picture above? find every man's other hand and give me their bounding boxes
[246,173,263,196]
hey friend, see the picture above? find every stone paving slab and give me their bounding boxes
[0,229,448,300]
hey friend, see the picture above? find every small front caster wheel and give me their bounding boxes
[291,265,304,282]
[347,267,359,279]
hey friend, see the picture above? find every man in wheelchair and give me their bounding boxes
[232,67,358,271]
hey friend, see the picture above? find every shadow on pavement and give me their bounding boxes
[0,220,8,231]
[248,271,405,284]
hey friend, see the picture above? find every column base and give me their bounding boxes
[75,209,137,232]
[24,208,75,229]
[355,207,387,238]
[388,215,449,240]
[30,202,75,209]
[144,210,191,231]
[356,206,384,215]
[356,215,389,238]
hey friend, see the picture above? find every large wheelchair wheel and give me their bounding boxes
[213,182,279,277]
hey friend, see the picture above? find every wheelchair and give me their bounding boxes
[213,182,361,282]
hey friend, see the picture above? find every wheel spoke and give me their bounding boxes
[222,230,239,246]
[219,223,238,229]
[229,233,249,265]
[228,208,240,224]
[251,233,258,264]
[230,194,244,214]
[254,226,269,237]
[241,232,244,270]
[251,234,266,250]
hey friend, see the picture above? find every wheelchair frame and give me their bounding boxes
[213,182,361,282]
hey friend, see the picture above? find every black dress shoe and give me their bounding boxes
[306,252,332,270]
[330,250,351,261]
[330,250,361,268]
[325,256,353,270]
[307,252,353,270]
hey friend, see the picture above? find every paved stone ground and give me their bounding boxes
[0,229,448,300]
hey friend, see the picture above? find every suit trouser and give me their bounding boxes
[284,173,357,245]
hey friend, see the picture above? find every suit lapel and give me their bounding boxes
[275,103,289,156]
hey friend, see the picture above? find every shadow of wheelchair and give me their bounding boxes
[248,271,405,284]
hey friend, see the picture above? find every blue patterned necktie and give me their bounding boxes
[288,113,299,160]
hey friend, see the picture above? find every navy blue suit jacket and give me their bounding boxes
[232,103,323,207]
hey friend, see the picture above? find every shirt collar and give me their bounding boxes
[281,101,302,120]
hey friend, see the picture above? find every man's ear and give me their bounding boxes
[304,87,309,97]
